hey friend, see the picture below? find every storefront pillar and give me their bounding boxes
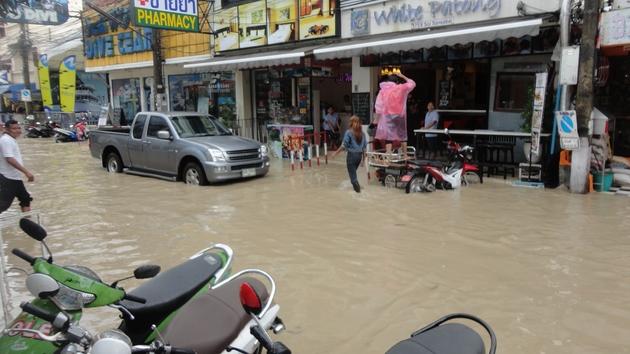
[235,70,253,139]
[351,56,378,122]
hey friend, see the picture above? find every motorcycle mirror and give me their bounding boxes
[26,273,59,299]
[444,128,449,134]
[240,282,263,316]
[19,218,47,241]
[133,265,161,279]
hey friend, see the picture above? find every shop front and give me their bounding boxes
[82,0,237,125]
[598,8,630,157]
[310,0,561,163]
[185,0,344,145]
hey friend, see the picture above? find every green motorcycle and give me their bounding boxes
[1,218,286,354]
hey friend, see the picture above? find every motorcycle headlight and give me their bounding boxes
[259,145,268,157]
[208,148,226,161]
[92,329,132,354]
[50,283,96,310]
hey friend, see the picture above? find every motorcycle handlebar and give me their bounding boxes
[123,293,147,304]
[20,302,69,330]
[12,248,36,265]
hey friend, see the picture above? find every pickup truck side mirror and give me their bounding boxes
[157,130,172,140]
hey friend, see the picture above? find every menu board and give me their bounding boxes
[352,92,371,125]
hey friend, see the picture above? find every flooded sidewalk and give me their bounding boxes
[2,138,630,353]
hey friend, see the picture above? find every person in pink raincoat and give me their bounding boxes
[372,71,416,154]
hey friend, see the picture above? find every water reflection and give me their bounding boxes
[1,138,630,353]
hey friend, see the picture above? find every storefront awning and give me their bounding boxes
[183,48,310,71]
[313,18,543,60]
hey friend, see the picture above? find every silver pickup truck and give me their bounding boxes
[89,112,270,185]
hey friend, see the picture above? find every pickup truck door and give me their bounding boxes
[144,115,177,174]
[128,115,148,168]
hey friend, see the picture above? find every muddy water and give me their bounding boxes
[2,137,630,353]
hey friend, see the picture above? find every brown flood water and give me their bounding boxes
[2,137,630,353]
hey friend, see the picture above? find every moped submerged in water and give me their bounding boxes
[0,218,287,354]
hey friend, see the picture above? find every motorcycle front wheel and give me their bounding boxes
[405,175,424,193]
[462,171,483,186]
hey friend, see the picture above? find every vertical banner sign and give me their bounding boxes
[133,0,199,32]
[38,54,54,109]
[530,72,547,156]
[59,55,76,113]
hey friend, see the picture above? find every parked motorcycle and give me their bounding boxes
[1,218,287,354]
[26,121,56,138]
[405,130,482,193]
[385,313,496,354]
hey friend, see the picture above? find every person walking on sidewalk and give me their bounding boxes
[0,119,34,214]
[332,115,367,193]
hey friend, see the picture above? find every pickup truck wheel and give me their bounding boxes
[184,162,208,186]
[106,152,123,173]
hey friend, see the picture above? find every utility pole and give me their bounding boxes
[151,29,165,112]
[19,23,31,115]
[570,0,599,194]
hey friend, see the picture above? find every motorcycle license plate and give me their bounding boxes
[401,175,412,182]
[242,168,256,177]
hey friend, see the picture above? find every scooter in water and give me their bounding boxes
[385,313,496,354]
[1,218,287,354]
[405,129,481,193]
[53,127,79,143]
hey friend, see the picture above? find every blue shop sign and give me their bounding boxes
[85,28,153,59]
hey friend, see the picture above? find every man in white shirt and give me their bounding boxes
[0,120,34,213]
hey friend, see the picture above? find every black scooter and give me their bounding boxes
[240,282,495,354]
[386,313,497,354]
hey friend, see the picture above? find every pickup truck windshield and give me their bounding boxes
[170,115,232,138]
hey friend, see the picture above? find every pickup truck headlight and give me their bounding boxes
[259,145,268,157]
[208,148,226,162]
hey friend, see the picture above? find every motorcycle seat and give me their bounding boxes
[163,277,270,354]
[385,323,485,354]
[410,160,443,168]
[120,253,223,341]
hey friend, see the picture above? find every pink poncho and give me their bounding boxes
[374,80,416,142]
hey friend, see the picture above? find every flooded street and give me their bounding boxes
[2,137,630,354]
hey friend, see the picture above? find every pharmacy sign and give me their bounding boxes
[133,0,199,32]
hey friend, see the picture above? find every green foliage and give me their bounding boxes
[521,86,534,133]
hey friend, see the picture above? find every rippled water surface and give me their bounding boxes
[2,138,630,353]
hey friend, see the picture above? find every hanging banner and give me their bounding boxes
[37,54,54,109]
[1,0,69,25]
[530,72,547,155]
[59,55,77,113]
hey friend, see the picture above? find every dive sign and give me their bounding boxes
[132,0,199,32]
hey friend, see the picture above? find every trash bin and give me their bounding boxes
[593,170,614,192]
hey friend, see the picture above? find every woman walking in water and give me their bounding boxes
[332,115,367,193]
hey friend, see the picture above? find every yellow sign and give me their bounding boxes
[59,55,76,112]
[37,54,53,108]
[135,8,199,32]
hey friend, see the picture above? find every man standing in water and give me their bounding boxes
[0,120,34,214]
[372,71,415,154]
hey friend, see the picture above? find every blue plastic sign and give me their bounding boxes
[555,110,579,150]
[20,89,32,102]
